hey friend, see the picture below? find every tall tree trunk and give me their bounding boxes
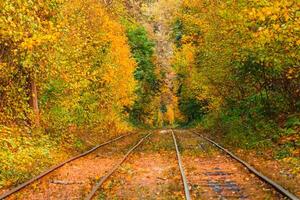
[30,77,40,127]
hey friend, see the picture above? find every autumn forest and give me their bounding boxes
[0,0,299,199]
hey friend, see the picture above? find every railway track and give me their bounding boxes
[85,132,152,200]
[0,129,298,200]
[190,130,299,200]
[171,129,191,200]
[94,129,185,199]
[0,132,137,200]
[166,129,299,200]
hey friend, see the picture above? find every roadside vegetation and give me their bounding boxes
[0,0,299,193]
[172,0,299,175]
[0,0,149,189]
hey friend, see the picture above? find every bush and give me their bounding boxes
[0,126,70,188]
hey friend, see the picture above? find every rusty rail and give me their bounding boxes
[191,130,299,200]
[85,132,152,200]
[171,129,191,200]
[0,132,134,200]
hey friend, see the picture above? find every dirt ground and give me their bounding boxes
[5,133,144,200]
[176,130,285,200]
[197,128,300,198]
[2,130,291,200]
[93,130,285,200]
[98,130,184,200]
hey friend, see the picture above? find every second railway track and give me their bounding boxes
[93,129,186,199]
[85,132,152,200]
[1,129,298,200]
[173,129,299,200]
[191,130,299,200]
[0,132,145,200]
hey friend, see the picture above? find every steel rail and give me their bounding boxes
[85,132,152,200]
[0,132,135,200]
[191,130,299,200]
[171,129,191,200]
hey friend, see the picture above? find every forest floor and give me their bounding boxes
[2,129,293,200]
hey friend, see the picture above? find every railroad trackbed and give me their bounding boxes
[0,130,298,200]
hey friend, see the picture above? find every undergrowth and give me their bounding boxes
[198,111,300,172]
[0,125,77,189]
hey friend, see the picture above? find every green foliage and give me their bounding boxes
[201,109,277,149]
[276,143,293,159]
[127,27,156,84]
[285,115,300,128]
[178,97,208,123]
[97,192,107,200]
[126,24,160,126]
[172,19,183,47]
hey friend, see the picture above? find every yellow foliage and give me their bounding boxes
[174,0,300,115]
[165,105,175,125]
[0,0,137,134]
